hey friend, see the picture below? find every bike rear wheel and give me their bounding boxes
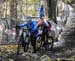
[48,36,54,50]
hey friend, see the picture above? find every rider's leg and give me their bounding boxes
[42,32,46,47]
[33,37,36,53]
[31,35,36,53]
[23,44,26,52]
[46,31,49,44]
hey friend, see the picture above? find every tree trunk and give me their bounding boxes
[10,0,17,27]
[10,0,17,20]
[47,0,57,24]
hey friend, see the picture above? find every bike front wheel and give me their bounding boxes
[36,36,42,49]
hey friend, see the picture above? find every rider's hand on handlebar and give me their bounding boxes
[16,25,21,29]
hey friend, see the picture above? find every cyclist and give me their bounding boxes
[37,16,51,48]
[38,4,51,48]
[16,17,38,53]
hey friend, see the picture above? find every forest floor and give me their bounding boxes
[0,44,75,61]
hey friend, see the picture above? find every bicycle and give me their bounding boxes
[16,27,30,55]
[37,26,54,51]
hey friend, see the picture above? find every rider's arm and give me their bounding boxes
[47,21,51,31]
[17,22,27,27]
[37,20,43,27]
[44,19,49,26]
[37,21,40,27]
